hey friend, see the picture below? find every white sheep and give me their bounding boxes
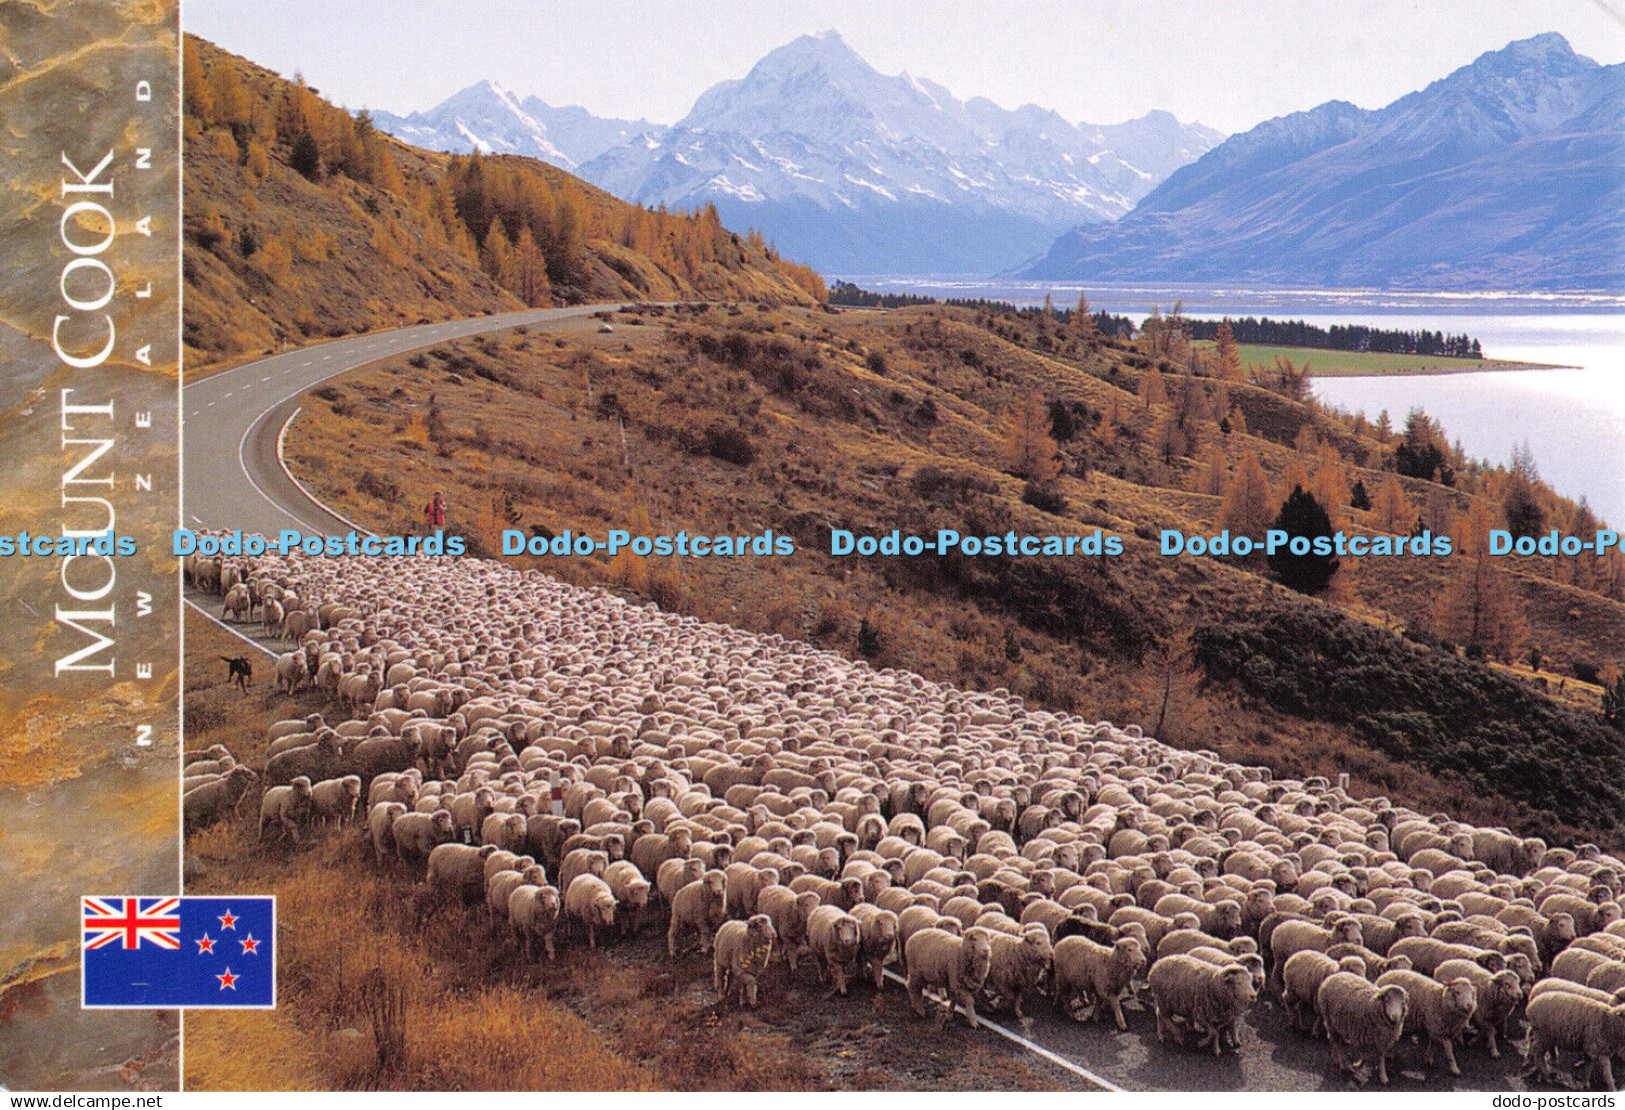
[1052,935,1145,1030]
[713,914,777,1008]
[904,926,995,1029]
[508,883,561,961]
[1315,970,1409,1085]
[668,870,728,957]
[806,904,863,995]
[309,775,362,829]
[1148,953,1257,1056]
[1522,992,1625,1090]
[258,776,314,844]
[1375,967,1477,1077]
[564,873,618,948]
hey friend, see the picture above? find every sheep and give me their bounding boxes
[1388,936,1504,977]
[183,766,258,830]
[904,926,995,1029]
[274,650,308,693]
[421,842,497,905]
[657,857,705,906]
[1522,992,1625,1091]
[849,904,899,990]
[713,914,777,1008]
[1281,951,1368,1036]
[756,885,821,971]
[390,810,455,868]
[563,873,618,949]
[1432,958,1523,1059]
[1315,970,1409,1085]
[980,923,1053,1020]
[1268,917,1365,993]
[486,863,548,923]
[806,904,864,995]
[1375,968,1477,1077]
[1589,963,1625,995]
[1147,953,1257,1056]
[603,859,652,936]
[258,777,314,844]
[508,883,561,960]
[367,801,408,866]
[668,870,729,957]
[1051,935,1145,1030]
[558,848,610,894]
[308,775,362,830]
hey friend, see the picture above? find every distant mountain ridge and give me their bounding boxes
[1014,33,1625,290]
[372,81,662,170]
[373,30,1222,275]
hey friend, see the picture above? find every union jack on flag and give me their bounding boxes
[82,897,182,951]
[82,894,275,1008]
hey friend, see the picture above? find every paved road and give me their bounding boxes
[180,308,1546,1093]
[181,305,616,535]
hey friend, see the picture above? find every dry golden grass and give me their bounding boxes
[277,302,1623,845]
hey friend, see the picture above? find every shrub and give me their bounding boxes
[703,424,755,466]
[356,470,400,503]
[1022,479,1067,515]
[1267,486,1339,594]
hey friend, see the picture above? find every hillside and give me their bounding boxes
[1015,34,1625,290]
[182,36,823,372]
[280,300,1625,846]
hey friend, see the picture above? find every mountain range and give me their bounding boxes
[372,30,1221,274]
[1013,33,1624,290]
[371,83,659,170]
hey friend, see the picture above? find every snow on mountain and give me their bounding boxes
[1016,33,1624,291]
[576,30,1221,273]
[372,80,663,170]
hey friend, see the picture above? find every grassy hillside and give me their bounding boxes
[283,301,1624,846]
[182,36,823,373]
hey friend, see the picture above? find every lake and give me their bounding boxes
[843,279,1625,525]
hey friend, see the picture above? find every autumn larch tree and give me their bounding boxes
[1003,394,1061,481]
[1214,317,1243,382]
[1435,497,1527,660]
[1218,451,1275,540]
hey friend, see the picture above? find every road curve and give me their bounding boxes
[179,306,1541,1094]
[181,305,615,534]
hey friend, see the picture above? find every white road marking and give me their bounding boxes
[879,969,1125,1091]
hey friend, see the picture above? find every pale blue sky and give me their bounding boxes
[183,0,1625,134]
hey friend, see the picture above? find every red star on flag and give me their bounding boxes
[218,909,238,931]
[195,934,215,954]
[217,968,239,991]
[240,934,260,955]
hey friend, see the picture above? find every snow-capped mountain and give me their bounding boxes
[1015,34,1625,290]
[576,31,1221,273]
[371,80,663,170]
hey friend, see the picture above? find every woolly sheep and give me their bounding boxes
[508,883,561,960]
[603,859,652,936]
[1316,971,1409,1085]
[422,842,498,904]
[1148,953,1257,1056]
[183,766,258,831]
[1052,935,1145,1030]
[1376,968,1477,1077]
[367,801,408,866]
[564,873,618,948]
[258,776,314,844]
[1281,951,1368,1036]
[391,810,455,867]
[713,914,777,1008]
[806,904,864,995]
[904,926,995,1029]
[668,870,729,957]
[849,904,900,990]
[980,923,1053,1020]
[1522,992,1625,1091]
[309,775,362,830]
[1433,958,1524,1059]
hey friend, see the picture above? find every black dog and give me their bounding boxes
[222,656,252,691]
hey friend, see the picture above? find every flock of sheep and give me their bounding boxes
[183,546,1625,1090]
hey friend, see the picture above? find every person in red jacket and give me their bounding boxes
[424,490,445,532]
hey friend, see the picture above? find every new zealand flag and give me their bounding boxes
[82,895,275,1008]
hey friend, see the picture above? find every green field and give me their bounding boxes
[1195,341,1561,377]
